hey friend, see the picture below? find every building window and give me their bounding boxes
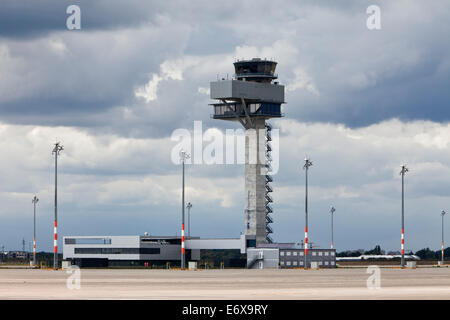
[325,251,329,256]
[300,252,304,256]
[331,252,335,256]
[318,252,323,256]
[286,261,291,266]
[319,261,323,266]
[312,252,316,256]
[280,251,285,256]
[293,261,298,266]
[299,261,304,266]
[331,261,335,265]
[286,251,291,256]
[280,261,285,265]
[293,251,298,256]
[74,248,160,255]
[66,238,111,245]
[140,248,161,254]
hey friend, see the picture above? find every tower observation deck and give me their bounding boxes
[210,58,285,247]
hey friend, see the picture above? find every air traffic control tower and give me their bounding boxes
[210,58,284,247]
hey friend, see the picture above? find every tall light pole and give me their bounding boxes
[441,210,446,264]
[32,195,39,266]
[52,142,63,270]
[186,202,192,239]
[330,206,336,249]
[400,164,408,268]
[303,157,313,269]
[180,150,190,269]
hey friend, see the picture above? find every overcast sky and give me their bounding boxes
[0,0,449,252]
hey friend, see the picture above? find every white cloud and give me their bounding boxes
[134,73,162,102]
[1,118,449,251]
[286,67,319,95]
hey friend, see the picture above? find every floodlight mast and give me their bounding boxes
[330,206,336,249]
[186,202,193,239]
[32,195,39,266]
[180,150,190,269]
[303,157,313,269]
[442,210,446,264]
[52,142,63,270]
[399,164,408,268]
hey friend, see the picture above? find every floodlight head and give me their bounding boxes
[303,157,313,170]
[32,195,39,204]
[330,206,336,213]
[186,202,192,209]
[399,164,409,175]
[179,149,190,161]
[442,210,446,217]
[52,142,64,155]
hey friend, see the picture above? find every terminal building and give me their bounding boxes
[63,235,335,269]
[63,235,200,267]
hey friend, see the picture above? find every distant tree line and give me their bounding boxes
[0,252,62,266]
[337,245,449,260]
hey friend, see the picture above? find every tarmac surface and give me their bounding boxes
[0,267,449,299]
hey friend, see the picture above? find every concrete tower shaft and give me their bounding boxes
[245,118,268,244]
[210,58,284,247]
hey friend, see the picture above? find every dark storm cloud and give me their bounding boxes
[0,0,449,132]
[0,0,162,39]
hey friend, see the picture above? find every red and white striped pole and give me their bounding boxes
[400,165,408,268]
[330,206,335,250]
[52,142,63,270]
[180,150,189,269]
[401,228,404,256]
[442,210,446,265]
[303,158,312,269]
[181,223,185,259]
[305,226,308,256]
[33,237,36,261]
[54,220,58,256]
[32,195,38,267]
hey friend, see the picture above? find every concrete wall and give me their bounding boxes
[63,236,140,261]
[247,248,279,269]
[185,235,246,253]
[63,235,188,262]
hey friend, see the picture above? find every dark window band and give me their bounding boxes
[74,248,160,254]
